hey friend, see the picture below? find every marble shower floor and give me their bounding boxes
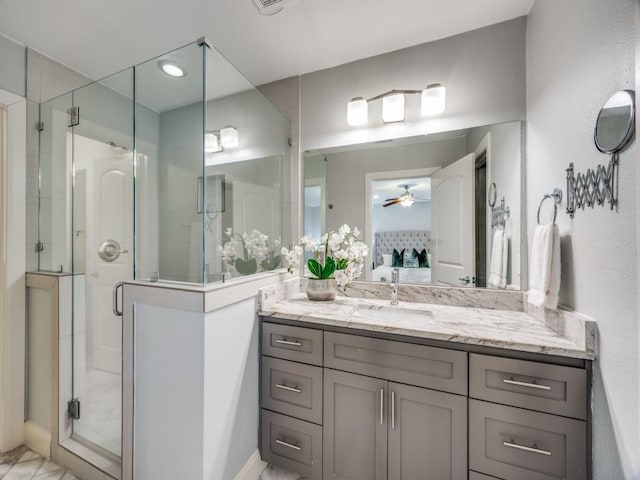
[0,446,77,480]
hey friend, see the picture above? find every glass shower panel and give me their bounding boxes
[38,92,73,273]
[135,42,205,283]
[70,67,134,458]
[204,45,290,281]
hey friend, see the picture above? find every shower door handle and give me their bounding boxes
[113,282,124,317]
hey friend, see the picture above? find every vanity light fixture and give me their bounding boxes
[382,93,405,123]
[204,131,222,153]
[347,97,368,126]
[346,84,446,126]
[421,83,446,116]
[158,60,187,78]
[220,126,239,149]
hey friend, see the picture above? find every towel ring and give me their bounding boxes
[537,188,563,225]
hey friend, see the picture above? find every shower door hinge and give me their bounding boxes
[36,242,44,252]
[67,106,80,127]
[67,398,81,420]
[37,122,44,132]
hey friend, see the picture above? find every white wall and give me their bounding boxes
[203,298,259,480]
[527,1,638,478]
[300,17,526,151]
[372,202,431,237]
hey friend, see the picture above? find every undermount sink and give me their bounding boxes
[348,303,434,324]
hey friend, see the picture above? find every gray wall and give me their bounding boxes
[300,17,526,151]
[323,137,466,234]
[527,1,638,478]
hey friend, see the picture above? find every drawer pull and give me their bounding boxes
[276,439,302,451]
[380,389,384,425]
[503,439,552,456]
[275,383,302,393]
[391,391,395,429]
[502,378,551,391]
[276,338,303,347]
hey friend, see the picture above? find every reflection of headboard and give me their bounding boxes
[375,231,431,267]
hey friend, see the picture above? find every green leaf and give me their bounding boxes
[235,258,258,275]
[261,255,281,272]
[321,257,337,279]
[307,258,322,278]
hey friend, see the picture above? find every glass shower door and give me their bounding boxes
[70,68,134,459]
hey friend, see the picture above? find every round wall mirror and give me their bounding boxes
[594,90,635,154]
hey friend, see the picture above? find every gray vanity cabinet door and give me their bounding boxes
[388,382,467,480]
[323,369,387,480]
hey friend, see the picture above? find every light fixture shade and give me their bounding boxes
[220,126,239,148]
[347,97,368,126]
[400,198,415,207]
[204,132,222,153]
[382,94,405,123]
[158,60,187,78]
[421,83,446,116]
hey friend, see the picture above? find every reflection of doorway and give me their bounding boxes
[304,177,326,243]
[365,167,439,281]
[475,152,487,287]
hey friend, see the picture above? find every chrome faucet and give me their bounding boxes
[390,268,399,306]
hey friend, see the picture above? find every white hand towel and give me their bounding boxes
[488,229,508,288]
[528,223,561,310]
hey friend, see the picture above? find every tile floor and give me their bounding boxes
[0,446,77,480]
[260,465,303,480]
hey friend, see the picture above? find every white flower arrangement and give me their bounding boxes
[282,224,369,288]
[217,228,281,277]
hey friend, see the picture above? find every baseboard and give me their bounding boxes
[234,449,267,480]
[24,421,51,459]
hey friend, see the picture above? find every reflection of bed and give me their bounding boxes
[372,231,432,284]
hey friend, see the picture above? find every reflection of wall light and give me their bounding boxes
[347,97,368,126]
[205,132,222,153]
[421,83,446,116]
[220,126,239,149]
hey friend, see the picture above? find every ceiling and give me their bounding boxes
[0,0,533,87]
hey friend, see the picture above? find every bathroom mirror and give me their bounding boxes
[303,120,524,290]
[594,90,635,154]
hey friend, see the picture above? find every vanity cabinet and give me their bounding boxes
[260,320,591,480]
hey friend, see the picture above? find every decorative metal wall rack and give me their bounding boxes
[565,157,617,219]
[487,182,510,229]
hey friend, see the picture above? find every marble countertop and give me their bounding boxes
[260,293,595,360]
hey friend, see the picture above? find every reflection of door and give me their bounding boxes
[84,150,133,374]
[232,180,281,247]
[431,153,475,286]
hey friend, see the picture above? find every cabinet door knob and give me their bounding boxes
[380,389,384,425]
[391,391,395,429]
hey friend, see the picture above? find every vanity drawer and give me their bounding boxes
[469,353,587,419]
[261,410,322,480]
[261,356,323,424]
[324,331,467,395]
[469,399,587,480]
[262,322,323,366]
[469,472,503,480]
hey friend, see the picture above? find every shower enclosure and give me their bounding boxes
[37,39,291,477]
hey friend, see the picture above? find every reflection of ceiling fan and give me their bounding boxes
[383,184,427,207]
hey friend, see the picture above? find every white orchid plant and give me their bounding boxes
[281,224,369,288]
[217,228,281,277]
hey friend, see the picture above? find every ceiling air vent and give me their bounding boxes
[252,0,289,15]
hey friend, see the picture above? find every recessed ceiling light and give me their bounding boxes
[158,60,187,78]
